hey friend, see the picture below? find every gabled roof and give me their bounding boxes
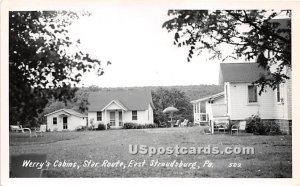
[191,92,224,104]
[88,89,155,111]
[44,109,87,118]
[101,99,128,111]
[219,63,270,84]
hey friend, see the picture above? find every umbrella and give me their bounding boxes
[163,106,179,124]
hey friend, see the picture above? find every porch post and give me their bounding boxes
[104,109,107,129]
[211,120,214,134]
[193,104,195,124]
[198,102,201,126]
[122,110,124,126]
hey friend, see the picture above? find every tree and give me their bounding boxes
[152,88,193,124]
[162,10,291,92]
[9,11,104,126]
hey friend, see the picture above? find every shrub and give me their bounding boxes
[145,123,157,128]
[245,114,261,133]
[245,114,281,135]
[187,122,195,127]
[97,123,107,130]
[123,123,137,129]
[158,122,167,128]
[123,123,158,129]
[87,125,95,131]
[75,125,88,131]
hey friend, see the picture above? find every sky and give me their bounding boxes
[68,8,232,88]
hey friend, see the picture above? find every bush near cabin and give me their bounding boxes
[246,114,281,135]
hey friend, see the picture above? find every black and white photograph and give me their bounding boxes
[1,0,299,185]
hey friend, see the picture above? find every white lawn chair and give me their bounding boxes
[231,121,247,135]
[10,125,20,132]
[173,120,180,127]
[34,125,46,137]
[214,120,229,134]
[19,125,32,134]
[11,125,32,137]
[180,119,188,127]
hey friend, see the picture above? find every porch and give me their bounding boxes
[103,109,124,129]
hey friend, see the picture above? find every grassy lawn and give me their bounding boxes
[9,127,292,178]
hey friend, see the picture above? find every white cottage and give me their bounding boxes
[44,109,88,131]
[87,89,155,129]
[192,62,292,134]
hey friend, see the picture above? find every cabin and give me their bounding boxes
[87,89,155,129]
[192,62,292,134]
[44,109,88,131]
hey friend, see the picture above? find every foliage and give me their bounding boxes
[97,123,107,130]
[9,11,104,126]
[75,125,87,131]
[187,121,195,127]
[152,87,193,124]
[123,123,157,129]
[37,89,89,124]
[163,10,291,92]
[245,114,281,135]
[123,123,137,129]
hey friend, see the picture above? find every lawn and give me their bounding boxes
[9,127,292,178]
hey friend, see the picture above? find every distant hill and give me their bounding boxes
[81,84,223,101]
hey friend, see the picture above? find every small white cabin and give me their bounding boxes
[87,89,155,129]
[44,109,88,131]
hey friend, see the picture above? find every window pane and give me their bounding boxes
[248,85,257,103]
[132,110,137,120]
[97,111,102,121]
[53,117,57,124]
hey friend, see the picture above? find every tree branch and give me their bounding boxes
[226,10,290,44]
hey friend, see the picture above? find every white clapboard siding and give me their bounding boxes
[228,82,275,120]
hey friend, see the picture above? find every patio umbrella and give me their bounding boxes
[163,106,179,123]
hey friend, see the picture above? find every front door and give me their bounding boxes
[119,111,123,127]
[110,112,115,126]
[63,117,68,129]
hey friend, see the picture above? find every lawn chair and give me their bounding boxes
[231,121,247,135]
[19,125,32,134]
[11,125,32,137]
[34,125,46,137]
[10,125,20,132]
[217,125,226,134]
[214,120,229,134]
[180,119,188,127]
[173,120,180,127]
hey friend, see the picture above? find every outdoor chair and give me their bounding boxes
[10,125,20,132]
[217,125,226,134]
[11,125,31,133]
[11,125,32,137]
[231,121,247,135]
[214,120,229,134]
[34,125,47,137]
[173,120,180,127]
[180,119,188,127]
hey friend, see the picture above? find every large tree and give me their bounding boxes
[9,11,104,126]
[163,10,291,92]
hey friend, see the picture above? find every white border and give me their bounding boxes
[1,0,299,186]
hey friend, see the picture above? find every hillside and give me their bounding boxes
[81,84,223,101]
